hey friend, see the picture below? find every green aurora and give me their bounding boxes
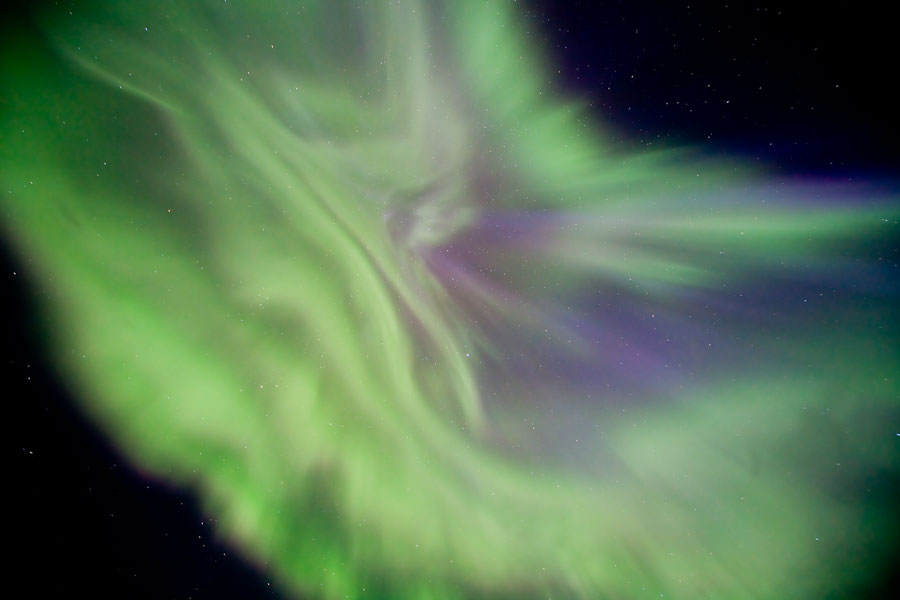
[2,1,898,598]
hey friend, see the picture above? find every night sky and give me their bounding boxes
[5,1,897,598]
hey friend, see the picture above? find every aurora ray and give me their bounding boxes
[2,1,898,598]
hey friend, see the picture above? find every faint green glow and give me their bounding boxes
[1,1,897,599]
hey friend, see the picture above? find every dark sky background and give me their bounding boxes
[5,1,897,598]
[523,0,897,174]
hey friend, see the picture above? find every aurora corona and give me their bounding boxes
[1,1,897,598]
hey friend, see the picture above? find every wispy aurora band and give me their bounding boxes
[2,0,898,597]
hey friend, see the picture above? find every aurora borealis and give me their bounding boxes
[3,1,898,598]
